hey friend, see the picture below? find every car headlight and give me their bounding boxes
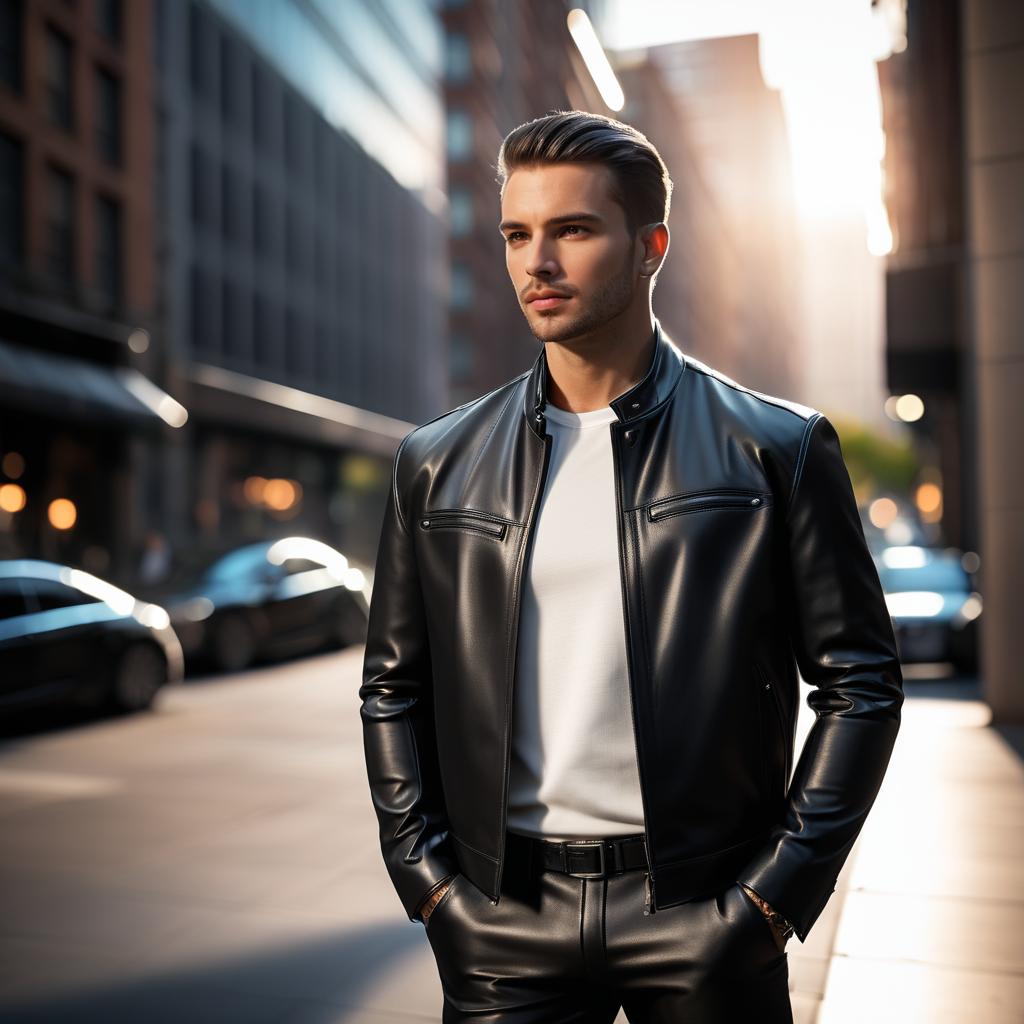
[137,603,171,630]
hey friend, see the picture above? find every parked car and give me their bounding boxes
[871,544,981,672]
[162,536,371,673]
[0,560,183,715]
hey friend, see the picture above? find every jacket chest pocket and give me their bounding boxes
[647,489,772,522]
[418,508,509,540]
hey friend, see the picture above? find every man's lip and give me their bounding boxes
[526,293,571,306]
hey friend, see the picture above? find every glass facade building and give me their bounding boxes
[154,0,449,564]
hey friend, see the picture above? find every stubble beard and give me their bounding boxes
[523,248,637,346]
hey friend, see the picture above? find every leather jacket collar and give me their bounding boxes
[524,319,686,436]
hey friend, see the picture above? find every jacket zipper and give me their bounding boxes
[418,509,507,539]
[492,426,552,904]
[648,490,769,522]
[611,423,656,915]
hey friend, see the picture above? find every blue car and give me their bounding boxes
[0,560,184,716]
[870,542,981,672]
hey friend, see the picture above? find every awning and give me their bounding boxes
[0,340,187,429]
[188,362,411,457]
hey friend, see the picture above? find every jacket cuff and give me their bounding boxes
[391,832,461,923]
[735,835,837,943]
[414,871,458,922]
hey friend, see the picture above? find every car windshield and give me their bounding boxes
[204,546,273,583]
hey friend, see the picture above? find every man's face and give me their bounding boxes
[499,162,640,345]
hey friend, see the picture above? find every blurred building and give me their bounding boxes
[612,53,744,383]
[151,0,449,571]
[877,0,968,548]
[878,0,1024,719]
[441,0,613,406]
[0,0,182,581]
[631,34,801,399]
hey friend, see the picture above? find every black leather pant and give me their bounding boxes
[423,832,793,1023]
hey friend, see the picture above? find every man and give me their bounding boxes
[360,111,903,1022]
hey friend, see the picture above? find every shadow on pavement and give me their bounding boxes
[0,920,434,1024]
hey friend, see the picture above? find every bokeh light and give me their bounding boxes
[47,498,77,530]
[2,451,25,478]
[0,483,27,513]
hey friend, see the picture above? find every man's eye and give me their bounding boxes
[505,232,526,243]
[561,225,587,237]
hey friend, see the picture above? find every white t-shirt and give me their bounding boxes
[506,401,646,841]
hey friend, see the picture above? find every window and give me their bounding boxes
[313,122,330,198]
[314,231,329,290]
[190,143,216,230]
[449,187,473,237]
[285,306,302,376]
[222,163,248,244]
[190,265,220,355]
[190,144,202,225]
[254,293,279,368]
[222,276,248,360]
[189,265,202,352]
[450,263,472,310]
[445,33,471,83]
[282,558,320,575]
[285,202,306,274]
[284,94,305,175]
[95,66,121,165]
[253,181,269,256]
[0,579,28,620]
[95,0,121,43]
[95,194,121,305]
[0,130,23,265]
[446,110,473,161]
[45,24,73,131]
[251,65,276,155]
[24,579,98,611]
[220,34,244,126]
[189,2,208,99]
[314,320,332,384]
[44,164,74,283]
[0,0,24,92]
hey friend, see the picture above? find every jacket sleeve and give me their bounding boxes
[736,412,904,943]
[359,430,460,922]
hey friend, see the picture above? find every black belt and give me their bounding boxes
[508,831,649,879]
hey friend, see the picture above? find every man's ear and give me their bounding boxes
[638,223,669,278]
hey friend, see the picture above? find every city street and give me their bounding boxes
[0,650,1020,1023]
[1,1,1020,1021]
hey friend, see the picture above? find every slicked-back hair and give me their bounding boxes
[496,110,673,237]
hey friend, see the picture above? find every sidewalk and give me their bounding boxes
[786,672,1024,1024]
[0,656,1020,1022]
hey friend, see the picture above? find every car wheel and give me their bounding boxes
[111,643,167,713]
[951,647,978,677]
[211,613,256,673]
[330,599,353,648]
[332,597,369,649]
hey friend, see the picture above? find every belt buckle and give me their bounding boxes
[564,840,607,879]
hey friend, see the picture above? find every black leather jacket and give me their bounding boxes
[360,321,903,943]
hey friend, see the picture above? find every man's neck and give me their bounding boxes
[545,318,657,414]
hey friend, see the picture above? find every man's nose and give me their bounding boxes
[524,240,560,278]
